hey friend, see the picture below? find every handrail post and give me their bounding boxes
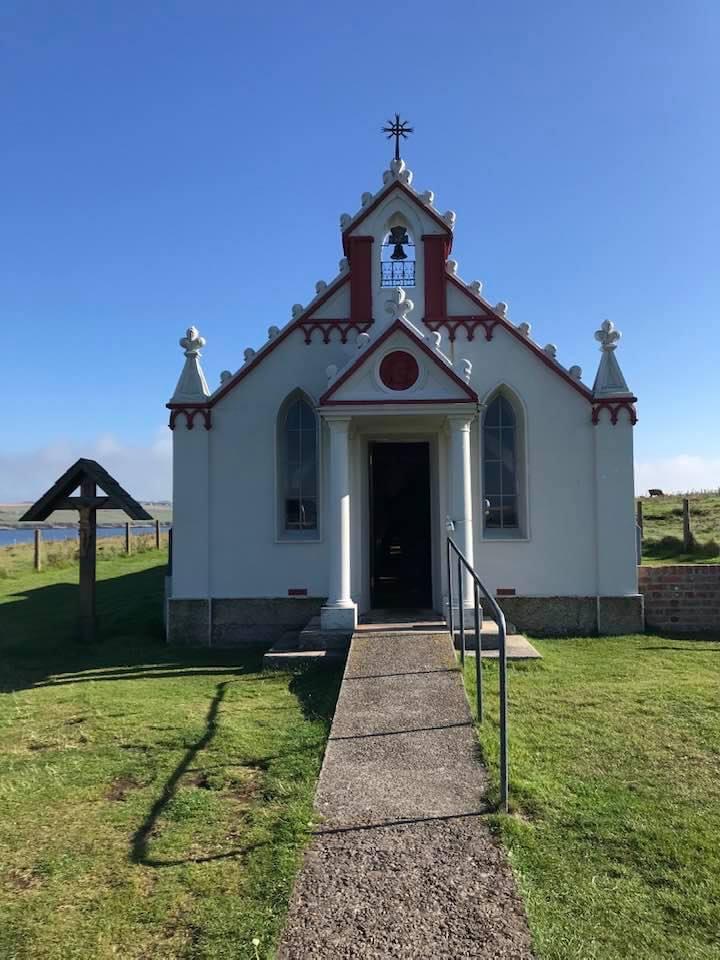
[474,580,482,723]
[457,555,465,664]
[446,537,454,641]
[447,535,509,812]
[499,617,509,812]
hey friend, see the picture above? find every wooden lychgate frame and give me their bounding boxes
[19,459,152,643]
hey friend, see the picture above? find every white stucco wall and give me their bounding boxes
[171,193,637,606]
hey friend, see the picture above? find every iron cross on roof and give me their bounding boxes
[383,113,413,162]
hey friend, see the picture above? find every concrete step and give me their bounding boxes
[465,634,542,660]
[263,615,352,670]
[263,649,346,670]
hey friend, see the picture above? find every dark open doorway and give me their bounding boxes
[369,441,432,609]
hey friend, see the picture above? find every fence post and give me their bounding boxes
[636,500,643,538]
[155,518,161,550]
[34,529,42,571]
[125,522,131,555]
[682,498,693,552]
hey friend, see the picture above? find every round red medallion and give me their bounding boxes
[379,350,419,391]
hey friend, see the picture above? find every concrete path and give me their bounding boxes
[278,627,535,959]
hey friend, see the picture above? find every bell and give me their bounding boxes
[388,225,409,261]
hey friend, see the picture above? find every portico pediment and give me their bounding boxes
[319,315,478,407]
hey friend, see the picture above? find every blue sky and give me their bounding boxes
[2,0,718,499]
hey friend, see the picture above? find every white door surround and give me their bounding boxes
[319,406,477,631]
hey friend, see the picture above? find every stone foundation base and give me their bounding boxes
[167,597,325,647]
[495,595,644,636]
[320,602,358,633]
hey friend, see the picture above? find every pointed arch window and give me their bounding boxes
[483,394,519,531]
[278,393,319,539]
[381,224,415,287]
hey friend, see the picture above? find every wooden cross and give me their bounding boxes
[19,459,153,643]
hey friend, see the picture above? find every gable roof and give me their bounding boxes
[19,459,153,522]
[319,318,478,405]
[446,275,594,402]
[342,179,453,253]
[186,272,351,411]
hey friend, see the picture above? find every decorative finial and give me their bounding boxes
[544,344,558,360]
[517,322,531,337]
[171,326,210,403]
[468,280,483,296]
[383,113,413,162]
[243,347,256,364]
[385,286,414,323]
[268,325,280,340]
[595,319,621,351]
[569,365,582,381]
[326,364,338,383]
[315,280,327,296]
[356,332,370,351]
[420,190,434,206]
[291,304,304,320]
[592,319,631,397]
[447,259,458,276]
[220,370,232,385]
[460,358,472,383]
[180,326,206,356]
[338,257,349,274]
[495,302,508,318]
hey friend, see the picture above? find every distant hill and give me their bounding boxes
[0,502,173,528]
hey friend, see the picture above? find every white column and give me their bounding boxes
[448,414,476,615]
[321,416,358,632]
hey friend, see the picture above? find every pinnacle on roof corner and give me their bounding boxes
[171,326,210,403]
[592,320,632,398]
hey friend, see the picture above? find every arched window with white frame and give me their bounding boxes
[482,391,525,536]
[277,391,319,540]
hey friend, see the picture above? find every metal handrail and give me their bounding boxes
[446,536,509,812]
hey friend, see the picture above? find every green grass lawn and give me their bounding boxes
[0,549,341,960]
[465,636,720,960]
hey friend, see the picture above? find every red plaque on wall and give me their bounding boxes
[379,350,419,391]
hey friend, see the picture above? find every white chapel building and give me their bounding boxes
[166,145,642,645]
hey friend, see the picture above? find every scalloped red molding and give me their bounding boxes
[168,407,212,430]
[424,316,500,343]
[591,398,638,426]
[299,319,374,345]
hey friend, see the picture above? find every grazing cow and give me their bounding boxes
[648,488,664,497]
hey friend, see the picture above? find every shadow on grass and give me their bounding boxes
[130,678,260,867]
[2,561,344,869]
[131,663,342,868]
[0,563,271,692]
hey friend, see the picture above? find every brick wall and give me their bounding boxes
[638,565,720,633]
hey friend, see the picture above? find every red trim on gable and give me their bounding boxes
[299,319,374,344]
[202,273,351,407]
[319,319,478,405]
[446,275,594,402]
[425,316,500,343]
[342,180,453,255]
[318,398,477,407]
